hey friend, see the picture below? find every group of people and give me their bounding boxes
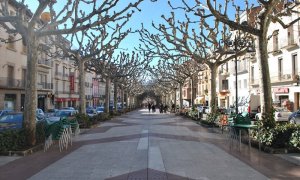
[147,103,168,113]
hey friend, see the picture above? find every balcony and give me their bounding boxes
[37,82,53,90]
[219,89,230,96]
[0,77,25,89]
[37,59,51,69]
[221,71,230,78]
[271,73,294,83]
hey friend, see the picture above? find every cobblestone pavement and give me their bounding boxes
[0,109,300,180]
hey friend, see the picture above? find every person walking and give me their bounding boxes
[160,103,164,113]
[148,103,151,113]
[152,104,156,113]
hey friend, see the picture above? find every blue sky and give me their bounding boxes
[23,0,175,51]
[23,0,258,64]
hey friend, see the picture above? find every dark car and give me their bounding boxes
[0,112,23,132]
[0,112,46,133]
[46,109,77,123]
[288,110,300,124]
[0,109,13,117]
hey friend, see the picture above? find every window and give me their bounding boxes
[244,79,247,89]
[238,80,241,89]
[251,66,254,83]
[21,69,26,87]
[22,40,26,54]
[7,35,15,50]
[55,64,59,75]
[63,81,66,93]
[7,65,14,86]
[63,67,65,77]
[273,31,279,51]
[55,80,58,92]
[288,25,294,45]
[221,80,228,90]
[278,58,283,79]
[292,54,298,76]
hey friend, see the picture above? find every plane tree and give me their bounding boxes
[201,0,300,127]
[53,21,130,114]
[138,1,250,113]
[0,0,144,145]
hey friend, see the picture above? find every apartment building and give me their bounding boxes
[196,69,210,106]
[216,5,300,112]
[0,1,108,111]
[0,2,54,111]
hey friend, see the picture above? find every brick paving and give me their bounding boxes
[0,109,299,179]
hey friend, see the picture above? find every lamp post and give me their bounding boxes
[221,34,254,114]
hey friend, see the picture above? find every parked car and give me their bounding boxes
[86,109,97,117]
[46,109,77,123]
[256,107,292,122]
[36,108,45,120]
[288,109,300,124]
[0,112,44,132]
[61,107,75,110]
[95,106,104,114]
[0,109,13,117]
[45,109,58,117]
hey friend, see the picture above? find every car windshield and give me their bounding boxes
[275,107,288,112]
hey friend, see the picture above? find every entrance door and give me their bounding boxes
[38,95,45,111]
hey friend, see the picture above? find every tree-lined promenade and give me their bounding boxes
[1,109,300,179]
[0,0,300,153]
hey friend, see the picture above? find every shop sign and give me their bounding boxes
[273,87,289,93]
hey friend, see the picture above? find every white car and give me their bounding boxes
[255,107,292,122]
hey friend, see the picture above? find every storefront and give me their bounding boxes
[272,87,289,107]
[55,98,79,109]
[218,90,230,108]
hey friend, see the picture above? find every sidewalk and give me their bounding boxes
[0,109,299,179]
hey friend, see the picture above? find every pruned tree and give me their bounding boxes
[109,51,150,113]
[53,21,130,114]
[138,1,250,113]
[201,0,300,127]
[0,0,144,145]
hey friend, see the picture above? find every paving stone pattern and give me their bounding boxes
[0,109,300,179]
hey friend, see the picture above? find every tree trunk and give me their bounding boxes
[113,81,118,113]
[179,83,183,108]
[174,88,177,107]
[257,33,274,127]
[78,60,86,114]
[23,35,38,146]
[191,78,194,107]
[210,64,218,114]
[121,87,124,111]
[125,91,128,109]
[105,77,111,113]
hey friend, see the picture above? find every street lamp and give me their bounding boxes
[220,34,255,114]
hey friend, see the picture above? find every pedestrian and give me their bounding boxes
[148,103,151,113]
[152,104,156,112]
[164,104,168,113]
[171,103,175,113]
[160,103,164,113]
